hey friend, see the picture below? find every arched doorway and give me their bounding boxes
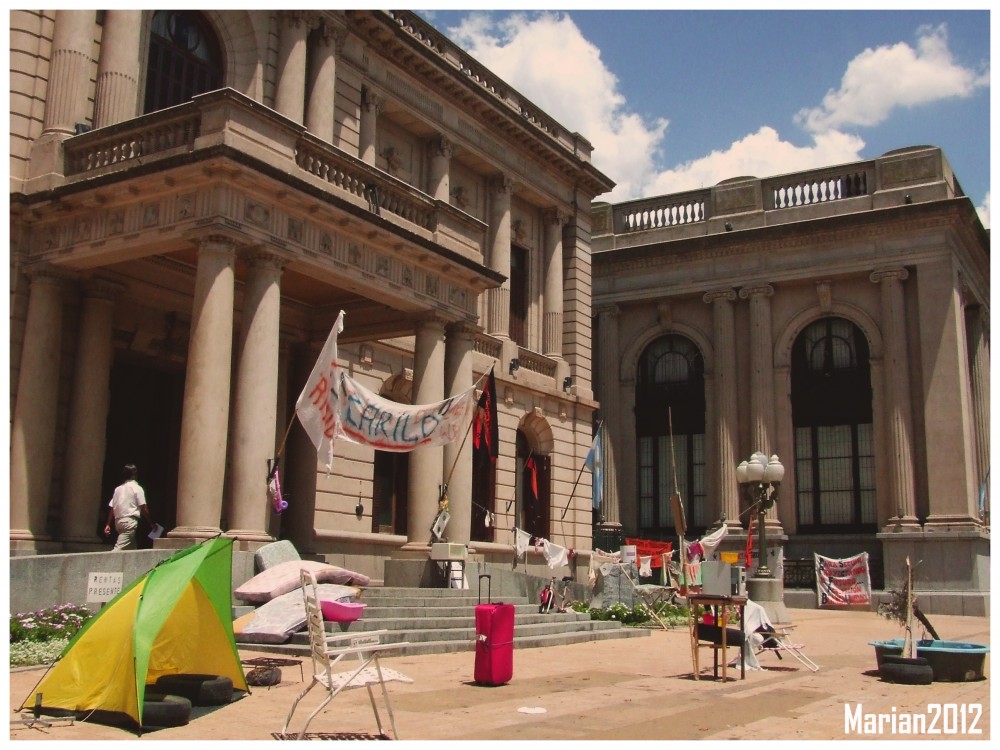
[791,317,876,532]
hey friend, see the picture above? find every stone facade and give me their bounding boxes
[591,147,990,614]
[9,10,613,582]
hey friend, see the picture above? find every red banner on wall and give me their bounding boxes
[624,538,673,568]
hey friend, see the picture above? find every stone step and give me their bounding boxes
[258,624,651,658]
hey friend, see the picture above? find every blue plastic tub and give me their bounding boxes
[869,639,989,681]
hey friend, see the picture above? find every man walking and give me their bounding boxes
[104,464,155,550]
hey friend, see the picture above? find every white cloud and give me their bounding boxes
[441,13,986,203]
[795,24,989,134]
[976,192,990,229]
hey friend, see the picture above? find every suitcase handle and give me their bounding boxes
[478,573,491,604]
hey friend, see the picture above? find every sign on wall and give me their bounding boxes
[87,572,124,603]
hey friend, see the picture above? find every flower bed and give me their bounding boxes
[10,603,94,667]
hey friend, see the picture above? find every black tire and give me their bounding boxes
[154,674,234,706]
[882,654,930,667]
[142,693,192,728]
[246,665,282,687]
[880,658,933,685]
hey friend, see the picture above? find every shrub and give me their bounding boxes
[10,638,70,668]
[10,603,94,644]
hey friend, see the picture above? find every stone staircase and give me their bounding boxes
[248,586,650,658]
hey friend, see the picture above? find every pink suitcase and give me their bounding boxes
[474,574,514,685]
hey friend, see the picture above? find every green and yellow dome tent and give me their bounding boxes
[21,536,249,730]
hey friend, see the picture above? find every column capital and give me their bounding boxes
[280,10,312,30]
[431,134,453,159]
[361,85,385,114]
[82,276,125,300]
[490,173,514,196]
[24,263,74,288]
[445,320,482,338]
[870,267,909,284]
[189,233,241,255]
[314,17,348,49]
[240,247,287,272]
[594,302,620,318]
[542,207,567,226]
[414,312,449,333]
[739,283,774,300]
[703,288,737,304]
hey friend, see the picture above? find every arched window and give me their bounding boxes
[635,335,706,536]
[144,10,223,114]
[792,317,876,532]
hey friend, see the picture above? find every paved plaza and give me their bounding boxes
[10,607,991,742]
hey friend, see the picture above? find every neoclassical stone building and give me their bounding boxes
[9,10,612,581]
[591,147,989,614]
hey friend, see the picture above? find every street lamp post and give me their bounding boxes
[736,452,784,578]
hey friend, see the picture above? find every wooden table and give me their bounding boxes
[688,594,747,681]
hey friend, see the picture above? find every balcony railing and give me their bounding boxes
[763,163,873,209]
[517,348,557,378]
[614,190,709,233]
[60,88,486,257]
[64,106,201,176]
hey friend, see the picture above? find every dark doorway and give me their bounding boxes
[101,360,184,545]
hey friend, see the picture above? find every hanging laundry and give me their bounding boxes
[514,527,532,558]
[542,540,569,569]
[698,524,729,559]
[638,555,653,577]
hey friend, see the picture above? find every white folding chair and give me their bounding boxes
[759,623,820,672]
[281,570,409,739]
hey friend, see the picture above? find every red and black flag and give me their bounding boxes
[473,365,499,461]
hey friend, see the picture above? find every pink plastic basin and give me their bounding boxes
[320,599,366,623]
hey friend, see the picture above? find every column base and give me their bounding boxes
[224,530,274,544]
[746,576,790,624]
[164,526,222,543]
[880,516,922,533]
[922,514,985,532]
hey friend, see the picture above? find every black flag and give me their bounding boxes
[473,365,499,461]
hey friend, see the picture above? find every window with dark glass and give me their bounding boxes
[144,10,223,114]
[509,244,529,347]
[635,335,706,537]
[792,317,876,532]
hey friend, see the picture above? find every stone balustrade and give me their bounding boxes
[64,108,201,175]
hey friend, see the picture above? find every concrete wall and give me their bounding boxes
[9,548,257,615]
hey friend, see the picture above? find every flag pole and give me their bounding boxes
[560,420,603,520]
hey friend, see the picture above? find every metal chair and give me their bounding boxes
[281,570,409,739]
[758,622,821,672]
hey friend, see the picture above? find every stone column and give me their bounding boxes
[485,175,514,338]
[404,316,446,549]
[169,237,237,540]
[871,269,920,529]
[93,9,141,128]
[542,209,565,358]
[305,19,343,144]
[704,288,740,527]
[594,304,621,525]
[42,10,93,135]
[29,10,93,181]
[427,135,453,202]
[10,267,70,544]
[739,283,781,529]
[61,279,121,545]
[443,322,477,545]
[227,250,285,541]
[274,11,310,125]
[358,87,384,164]
[916,258,981,528]
[965,304,990,511]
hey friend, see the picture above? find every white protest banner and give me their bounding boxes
[814,551,872,607]
[336,372,476,452]
[295,310,345,471]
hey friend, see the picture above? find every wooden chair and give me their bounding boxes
[281,570,409,739]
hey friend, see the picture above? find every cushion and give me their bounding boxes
[254,540,301,572]
[235,584,359,644]
[234,560,370,604]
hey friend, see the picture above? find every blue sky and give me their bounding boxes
[416,7,991,227]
